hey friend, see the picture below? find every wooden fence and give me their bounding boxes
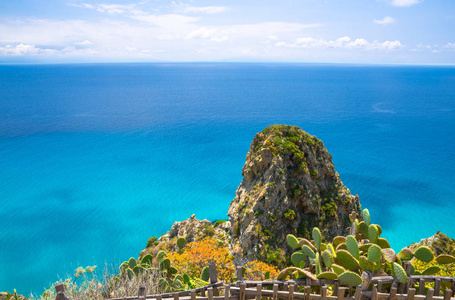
[54,264,455,300]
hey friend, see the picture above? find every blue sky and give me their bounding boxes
[0,0,454,64]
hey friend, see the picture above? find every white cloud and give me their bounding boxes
[277,36,403,50]
[0,44,56,56]
[180,5,227,14]
[374,16,395,25]
[389,0,423,7]
[74,40,92,46]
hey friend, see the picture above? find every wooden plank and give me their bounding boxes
[289,284,295,300]
[240,283,246,300]
[334,282,339,296]
[304,287,310,300]
[224,286,230,300]
[390,287,397,300]
[435,279,441,296]
[208,288,214,300]
[191,291,196,300]
[442,290,452,300]
[237,267,244,282]
[157,295,163,300]
[338,287,346,300]
[321,286,328,300]
[407,288,416,300]
[256,284,262,300]
[353,286,361,300]
[372,287,378,300]
[273,284,279,300]
[419,279,426,296]
[378,280,383,293]
[425,289,434,300]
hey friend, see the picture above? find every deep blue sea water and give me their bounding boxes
[0,63,454,295]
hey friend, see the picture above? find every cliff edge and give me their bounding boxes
[228,125,361,265]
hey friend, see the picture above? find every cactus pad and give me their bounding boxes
[287,234,300,249]
[381,248,396,263]
[302,245,316,259]
[157,250,168,263]
[313,227,322,250]
[331,264,346,275]
[327,243,336,257]
[338,271,362,286]
[392,262,407,283]
[436,254,455,265]
[377,238,391,249]
[358,221,369,238]
[317,272,338,280]
[276,267,317,281]
[177,237,186,250]
[315,252,322,275]
[346,235,360,259]
[368,245,382,263]
[362,209,371,226]
[359,256,374,272]
[322,250,333,268]
[397,248,414,261]
[160,258,171,270]
[359,243,373,252]
[422,266,441,275]
[414,246,434,262]
[298,238,317,252]
[291,251,307,266]
[333,236,346,247]
[141,254,154,266]
[172,278,184,290]
[368,225,379,244]
[335,249,360,271]
[201,266,210,281]
[183,273,191,283]
[128,257,137,269]
[336,243,348,251]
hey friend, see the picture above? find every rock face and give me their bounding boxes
[228,125,361,265]
[139,214,231,259]
[409,231,455,256]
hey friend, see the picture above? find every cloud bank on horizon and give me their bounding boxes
[0,0,454,64]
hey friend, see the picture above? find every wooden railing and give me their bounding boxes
[54,264,455,300]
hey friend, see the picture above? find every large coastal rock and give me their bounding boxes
[228,125,361,265]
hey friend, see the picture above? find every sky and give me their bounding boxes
[0,0,454,64]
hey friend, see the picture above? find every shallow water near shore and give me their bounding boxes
[0,63,454,294]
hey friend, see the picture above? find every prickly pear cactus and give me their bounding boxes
[338,271,362,286]
[362,209,370,227]
[414,246,434,262]
[313,227,322,251]
[346,235,359,259]
[287,234,300,249]
[392,262,407,283]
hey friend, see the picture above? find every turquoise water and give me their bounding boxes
[0,63,454,294]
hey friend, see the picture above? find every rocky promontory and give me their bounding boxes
[140,125,360,267]
[228,125,361,265]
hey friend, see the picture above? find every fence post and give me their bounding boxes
[55,283,69,300]
[443,289,453,300]
[419,278,425,295]
[138,284,146,300]
[435,278,441,296]
[209,262,219,296]
[236,266,244,282]
[224,286,230,300]
[256,283,262,300]
[360,271,372,291]
[426,288,434,300]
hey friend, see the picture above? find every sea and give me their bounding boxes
[0,63,454,295]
